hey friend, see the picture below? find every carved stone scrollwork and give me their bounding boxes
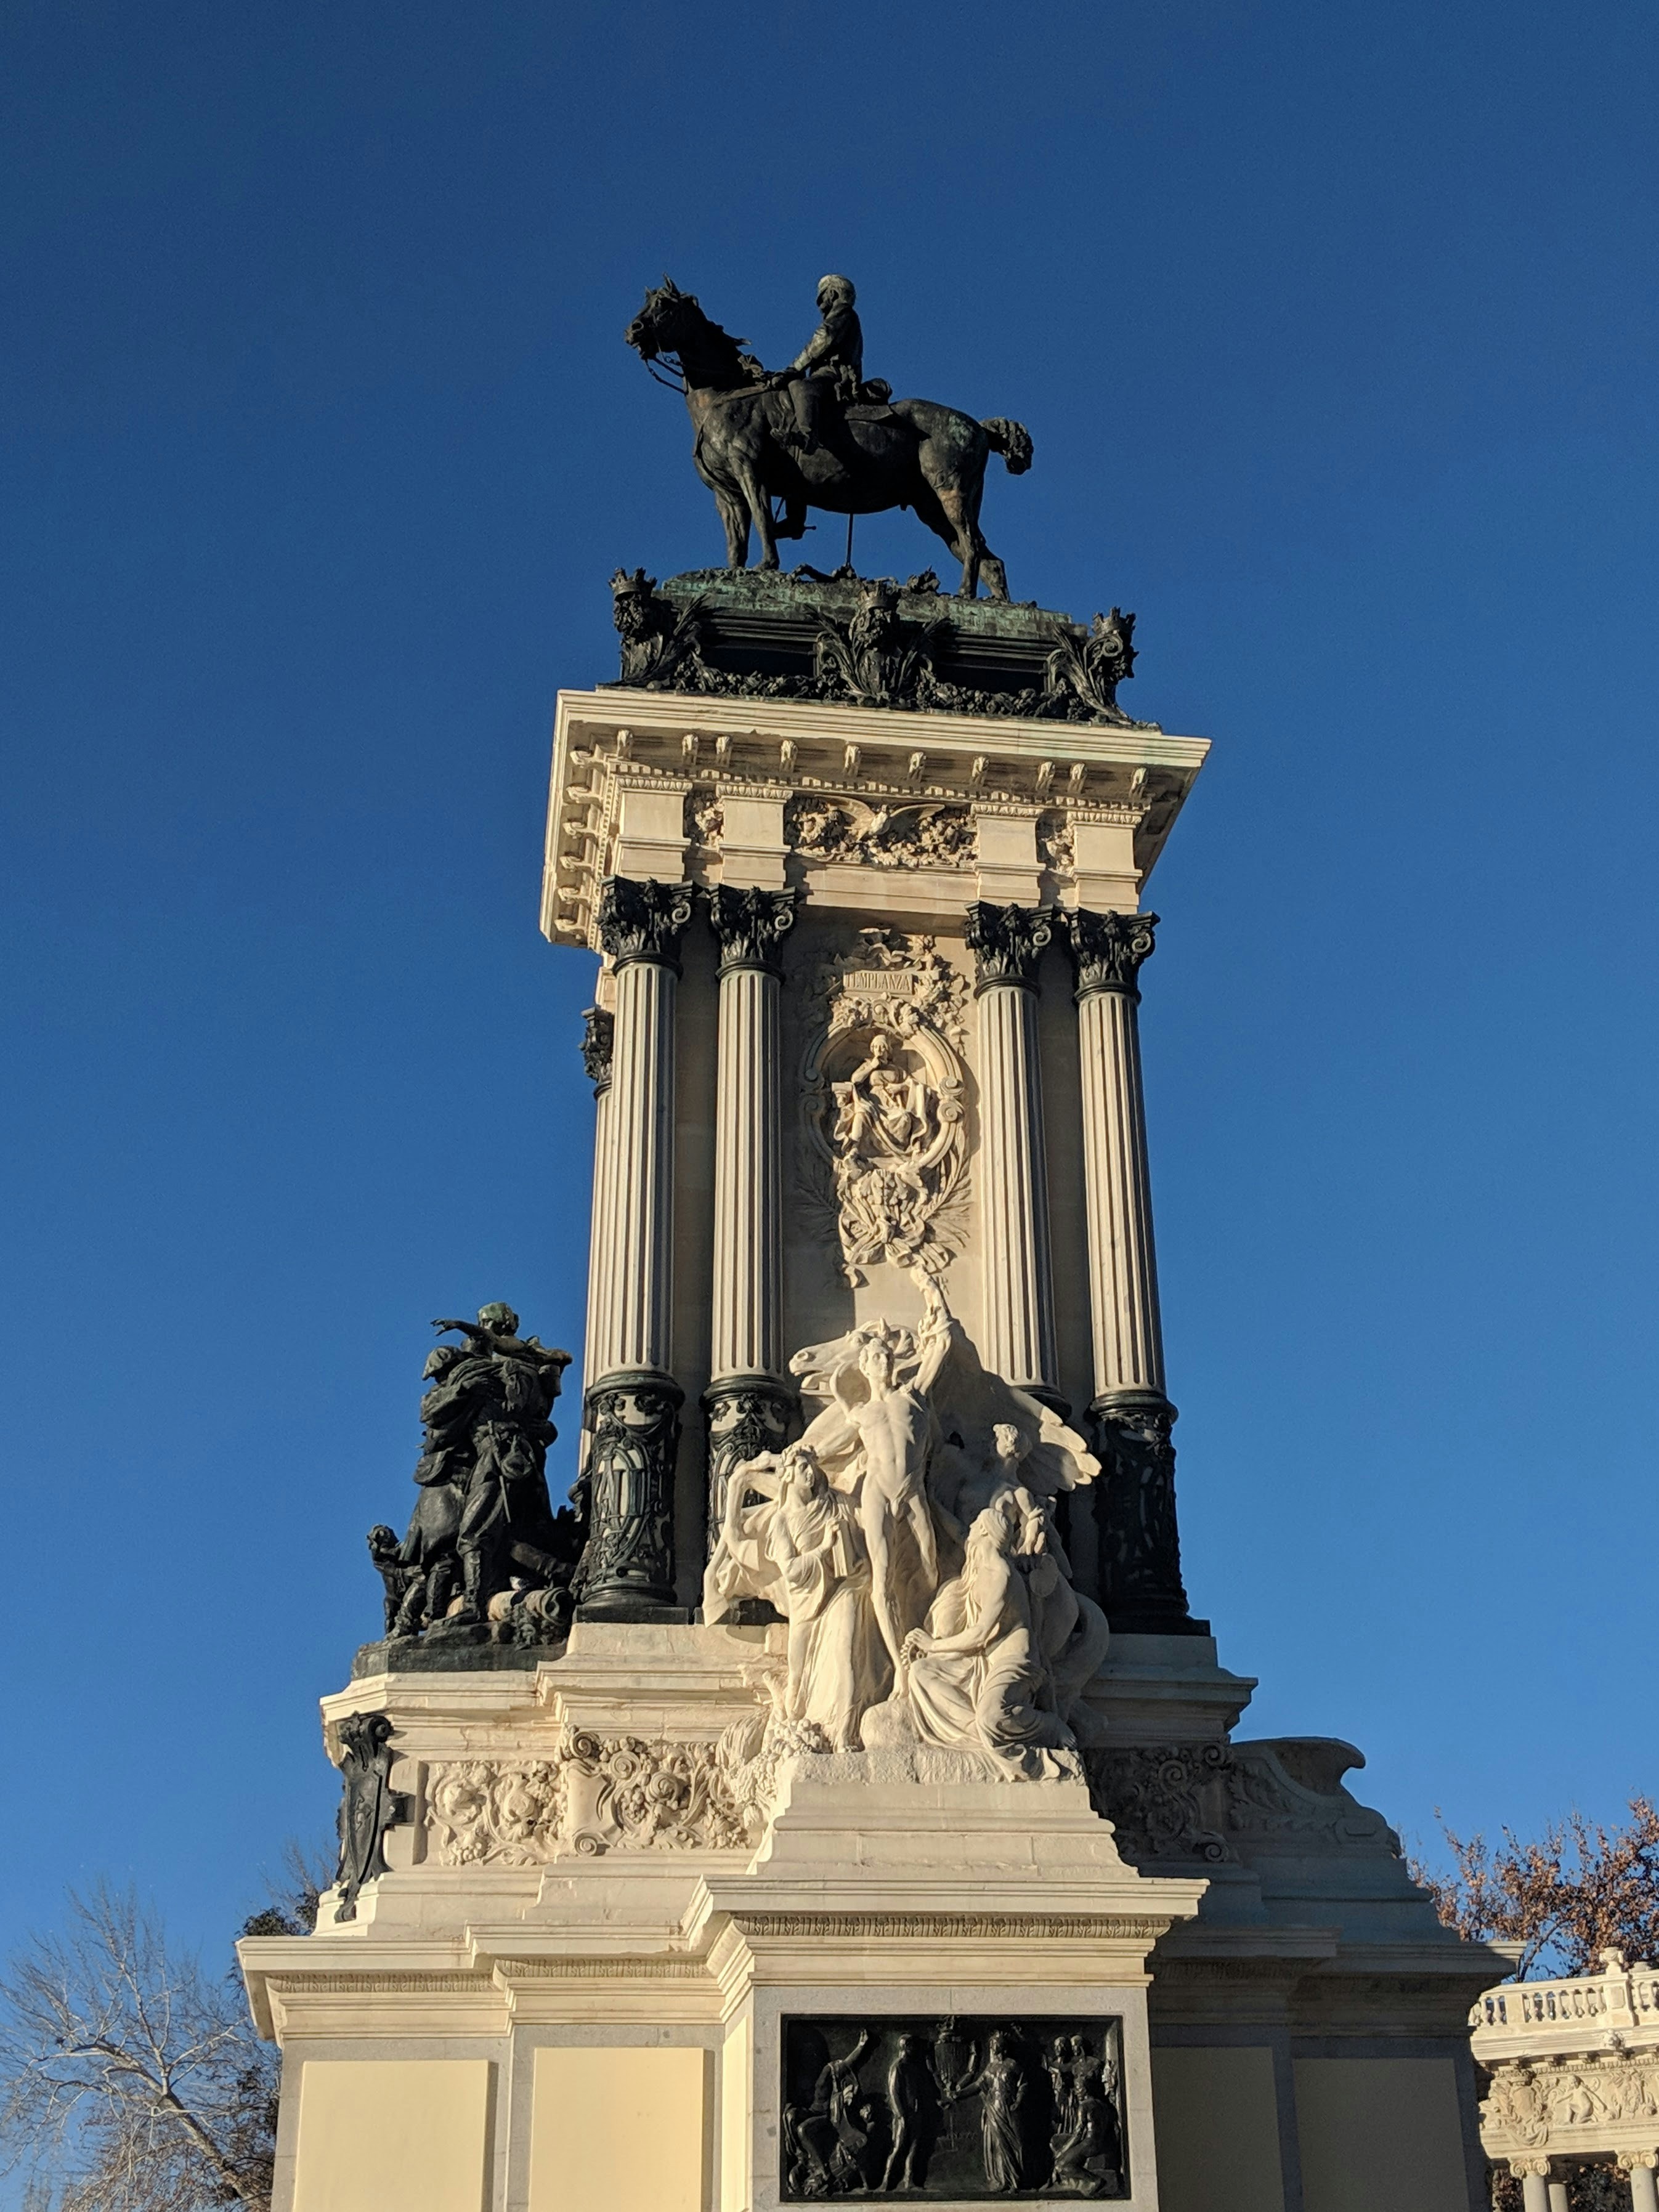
[1083,1738,1400,1870]
[426,1724,768,1864]
[800,934,971,1284]
[579,1005,614,1093]
[594,875,696,973]
[1083,1742,1235,1866]
[1042,609,1152,729]
[781,2014,1129,2200]
[702,1377,795,1565]
[329,1712,410,1923]
[577,1369,684,1617]
[965,901,1055,994]
[1058,909,1158,1002]
[707,883,797,976]
[1089,1390,1195,1635]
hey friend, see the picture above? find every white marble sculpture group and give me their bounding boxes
[703,1279,1110,1778]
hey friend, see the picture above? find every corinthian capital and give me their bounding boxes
[707,885,797,978]
[596,877,695,972]
[1060,907,1159,1001]
[965,901,1053,993]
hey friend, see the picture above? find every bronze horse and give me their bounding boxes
[624,280,1033,601]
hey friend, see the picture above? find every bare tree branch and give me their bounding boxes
[0,1884,278,2211]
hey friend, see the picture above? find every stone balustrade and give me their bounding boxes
[1471,1952,1659,2211]
[1473,1956,1659,2043]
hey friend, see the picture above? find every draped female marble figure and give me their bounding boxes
[702,1443,882,1751]
[861,1494,1079,1781]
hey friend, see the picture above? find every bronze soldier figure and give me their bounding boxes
[785,273,865,454]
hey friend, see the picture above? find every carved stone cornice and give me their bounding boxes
[542,697,1210,952]
[729,1912,1174,1942]
[706,884,797,977]
[1060,907,1159,1002]
[578,1005,614,1094]
[965,901,1053,994]
[594,876,695,973]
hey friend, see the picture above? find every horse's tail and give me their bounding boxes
[981,417,1034,474]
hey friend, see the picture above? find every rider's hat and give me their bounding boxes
[816,273,856,305]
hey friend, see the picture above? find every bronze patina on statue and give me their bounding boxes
[625,275,1032,601]
[364,1303,584,1665]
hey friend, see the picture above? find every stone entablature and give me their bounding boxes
[540,689,1208,952]
[1472,1953,1659,2206]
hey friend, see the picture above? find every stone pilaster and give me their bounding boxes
[578,877,692,1619]
[965,901,1060,1404]
[1060,907,1202,1635]
[704,886,797,1555]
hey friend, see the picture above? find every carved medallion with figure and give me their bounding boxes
[801,933,971,1283]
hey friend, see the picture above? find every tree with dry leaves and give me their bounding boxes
[1412,1795,1659,1980]
[0,1853,323,2212]
[1413,1798,1659,2212]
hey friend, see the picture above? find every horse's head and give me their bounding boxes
[624,277,755,390]
[624,277,699,363]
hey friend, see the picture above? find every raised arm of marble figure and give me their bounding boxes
[912,1277,959,1395]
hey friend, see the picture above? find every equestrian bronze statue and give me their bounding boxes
[624,276,1034,601]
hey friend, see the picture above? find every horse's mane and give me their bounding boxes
[655,288,763,387]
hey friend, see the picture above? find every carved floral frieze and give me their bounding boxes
[426,1720,777,1864]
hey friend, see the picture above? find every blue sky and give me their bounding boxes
[2,0,1655,1966]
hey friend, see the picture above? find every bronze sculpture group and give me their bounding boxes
[782,2015,1125,2200]
[368,1303,583,1646]
[625,274,1033,601]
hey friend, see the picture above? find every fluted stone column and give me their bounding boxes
[577,877,692,1620]
[965,901,1060,1406]
[703,886,797,1555]
[578,1004,614,1454]
[1060,907,1201,1635]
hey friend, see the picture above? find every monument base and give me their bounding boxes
[241,1624,1507,2211]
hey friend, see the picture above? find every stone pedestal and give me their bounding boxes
[241,1626,1205,2212]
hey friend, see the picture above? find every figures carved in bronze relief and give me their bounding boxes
[781,2015,1127,2200]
